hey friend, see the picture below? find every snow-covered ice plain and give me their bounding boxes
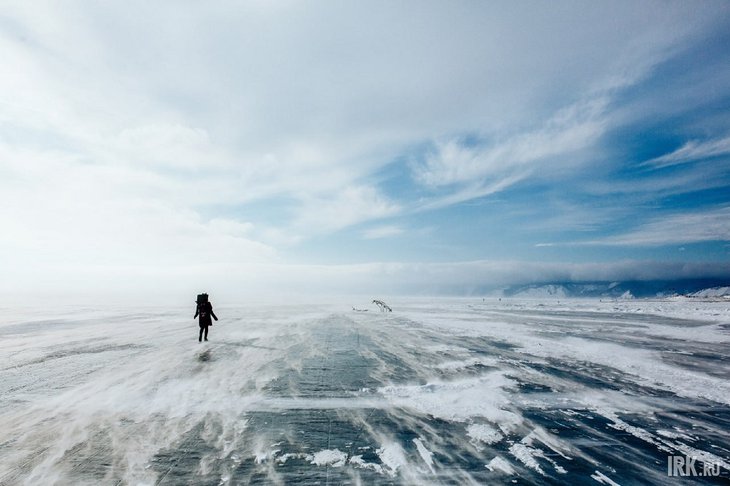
[1,298,729,485]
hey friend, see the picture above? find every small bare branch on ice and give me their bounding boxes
[372,300,392,312]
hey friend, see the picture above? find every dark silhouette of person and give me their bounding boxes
[194,294,218,342]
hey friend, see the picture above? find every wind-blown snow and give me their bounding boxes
[487,456,515,474]
[412,438,435,473]
[310,449,346,467]
[467,423,503,446]
[591,470,621,486]
[378,373,521,425]
[0,298,728,484]
[377,442,408,477]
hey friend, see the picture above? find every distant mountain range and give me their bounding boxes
[501,279,730,299]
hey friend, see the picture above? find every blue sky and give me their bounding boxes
[1,1,729,300]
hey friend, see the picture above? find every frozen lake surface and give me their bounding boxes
[1,298,729,484]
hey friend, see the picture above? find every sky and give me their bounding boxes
[1,1,730,302]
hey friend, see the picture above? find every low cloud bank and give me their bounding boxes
[7,260,730,304]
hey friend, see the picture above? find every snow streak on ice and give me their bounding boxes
[0,299,729,484]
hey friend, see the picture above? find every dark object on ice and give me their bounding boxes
[352,306,369,312]
[194,294,218,342]
[372,300,392,312]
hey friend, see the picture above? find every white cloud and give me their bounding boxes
[543,207,730,247]
[363,225,404,240]
[408,96,612,212]
[0,141,277,277]
[115,124,222,170]
[643,135,730,168]
[0,2,726,298]
[601,207,730,246]
[585,162,730,198]
[293,186,400,235]
[413,97,608,189]
[415,174,527,212]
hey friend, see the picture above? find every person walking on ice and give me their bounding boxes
[194,293,218,342]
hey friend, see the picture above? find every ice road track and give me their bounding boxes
[0,299,729,485]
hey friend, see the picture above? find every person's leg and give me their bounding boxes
[199,326,203,342]
[204,325,209,341]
